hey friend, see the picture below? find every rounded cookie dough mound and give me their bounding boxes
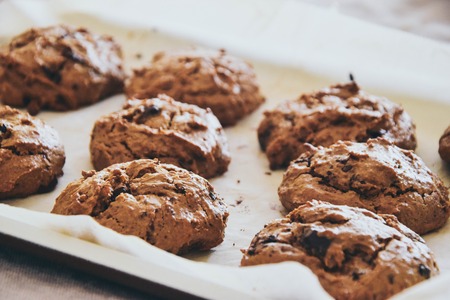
[90,95,231,178]
[258,82,416,169]
[0,105,65,199]
[125,48,265,126]
[51,159,229,254]
[439,125,450,163]
[241,200,439,300]
[279,138,449,235]
[0,25,125,115]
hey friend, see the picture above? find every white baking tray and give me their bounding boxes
[0,0,449,299]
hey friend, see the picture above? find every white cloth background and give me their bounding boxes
[301,0,450,43]
[0,0,449,299]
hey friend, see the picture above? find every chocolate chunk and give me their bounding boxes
[111,186,128,201]
[136,166,156,178]
[388,274,395,284]
[342,165,353,172]
[301,229,331,257]
[175,184,187,195]
[418,264,431,279]
[141,105,160,118]
[42,66,62,84]
[62,46,86,65]
[0,123,7,133]
[367,129,387,139]
[56,94,67,106]
[262,234,278,244]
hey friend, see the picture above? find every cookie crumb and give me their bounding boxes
[81,170,96,178]
[135,53,142,59]
[265,171,272,175]
[237,179,241,184]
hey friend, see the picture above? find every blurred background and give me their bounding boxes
[300,0,450,42]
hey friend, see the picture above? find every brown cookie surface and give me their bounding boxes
[51,159,228,254]
[278,138,449,235]
[125,48,265,126]
[0,105,65,199]
[0,25,125,114]
[90,95,231,178]
[439,125,450,163]
[258,82,416,169]
[241,200,439,300]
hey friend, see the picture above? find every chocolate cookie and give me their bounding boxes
[258,82,416,169]
[0,25,125,115]
[0,105,65,199]
[278,138,449,235]
[51,159,228,254]
[90,95,231,178]
[125,48,265,126]
[439,125,450,163]
[241,200,439,300]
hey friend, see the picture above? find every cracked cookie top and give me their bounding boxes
[241,200,439,300]
[51,159,229,254]
[0,105,65,199]
[125,48,265,126]
[90,94,231,178]
[0,25,125,114]
[439,125,450,163]
[258,82,416,169]
[278,138,449,234]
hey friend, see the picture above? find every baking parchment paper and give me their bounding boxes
[1,0,449,299]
